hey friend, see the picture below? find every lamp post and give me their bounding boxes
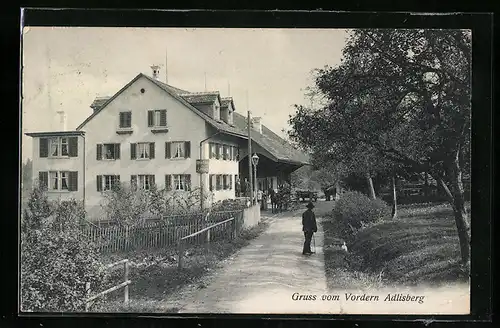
[251,153,259,205]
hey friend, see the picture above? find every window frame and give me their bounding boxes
[48,137,70,158]
[137,142,150,159]
[48,170,69,191]
[103,143,117,160]
[172,142,185,159]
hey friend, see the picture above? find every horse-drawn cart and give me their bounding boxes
[295,190,318,202]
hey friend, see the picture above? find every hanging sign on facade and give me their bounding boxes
[196,159,209,173]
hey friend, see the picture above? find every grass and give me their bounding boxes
[92,220,270,313]
[322,201,470,289]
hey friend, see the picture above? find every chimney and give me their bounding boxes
[56,111,67,131]
[151,65,160,80]
[251,117,262,134]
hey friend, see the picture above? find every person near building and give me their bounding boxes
[302,201,318,255]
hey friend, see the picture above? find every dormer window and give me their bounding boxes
[214,104,220,121]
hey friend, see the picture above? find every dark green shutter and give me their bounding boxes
[130,143,136,159]
[185,174,191,191]
[149,143,155,159]
[39,171,48,188]
[119,112,125,128]
[229,175,233,190]
[165,175,172,191]
[160,110,167,126]
[68,137,78,157]
[126,112,132,127]
[97,175,102,192]
[115,144,120,159]
[147,110,154,127]
[184,141,191,158]
[165,142,171,158]
[96,144,102,160]
[39,138,48,158]
[209,175,214,191]
[68,171,78,191]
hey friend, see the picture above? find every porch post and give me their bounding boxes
[247,111,254,205]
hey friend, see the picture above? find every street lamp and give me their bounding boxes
[251,153,259,205]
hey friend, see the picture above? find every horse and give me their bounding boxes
[268,188,279,213]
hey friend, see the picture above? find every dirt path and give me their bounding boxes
[164,207,341,314]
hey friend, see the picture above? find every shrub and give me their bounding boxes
[100,183,149,226]
[332,191,390,244]
[21,189,108,312]
[211,198,248,212]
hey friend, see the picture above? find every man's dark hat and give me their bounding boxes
[306,202,314,209]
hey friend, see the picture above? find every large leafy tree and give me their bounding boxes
[288,29,471,265]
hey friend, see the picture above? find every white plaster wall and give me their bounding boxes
[30,135,85,203]
[80,76,212,218]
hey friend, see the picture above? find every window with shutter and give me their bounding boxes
[130,143,137,159]
[68,137,78,157]
[160,110,167,126]
[68,172,78,191]
[147,110,154,127]
[165,175,172,191]
[185,174,191,191]
[216,175,222,190]
[115,144,121,159]
[184,141,191,158]
[119,111,132,128]
[149,143,155,159]
[39,138,49,158]
[97,144,103,160]
[97,175,103,192]
[39,171,48,188]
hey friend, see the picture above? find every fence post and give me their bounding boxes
[206,228,211,254]
[232,218,237,240]
[178,239,184,269]
[85,282,91,312]
[124,260,129,304]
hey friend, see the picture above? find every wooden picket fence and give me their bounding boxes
[80,210,244,253]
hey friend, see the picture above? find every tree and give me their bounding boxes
[22,159,33,193]
[22,183,53,233]
[288,29,471,265]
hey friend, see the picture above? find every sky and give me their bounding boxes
[21,27,348,161]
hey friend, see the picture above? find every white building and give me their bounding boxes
[25,67,310,218]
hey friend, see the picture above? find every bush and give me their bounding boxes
[21,189,107,312]
[332,191,390,244]
[211,198,248,212]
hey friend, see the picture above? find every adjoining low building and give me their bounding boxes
[25,66,310,218]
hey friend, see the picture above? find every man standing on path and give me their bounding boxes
[302,202,318,255]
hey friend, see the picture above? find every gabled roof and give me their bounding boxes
[90,96,111,110]
[221,97,235,111]
[179,92,221,105]
[77,73,246,135]
[77,72,309,166]
[232,112,310,165]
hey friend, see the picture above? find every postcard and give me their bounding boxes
[20,23,471,315]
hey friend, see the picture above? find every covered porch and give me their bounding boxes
[238,153,303,192]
